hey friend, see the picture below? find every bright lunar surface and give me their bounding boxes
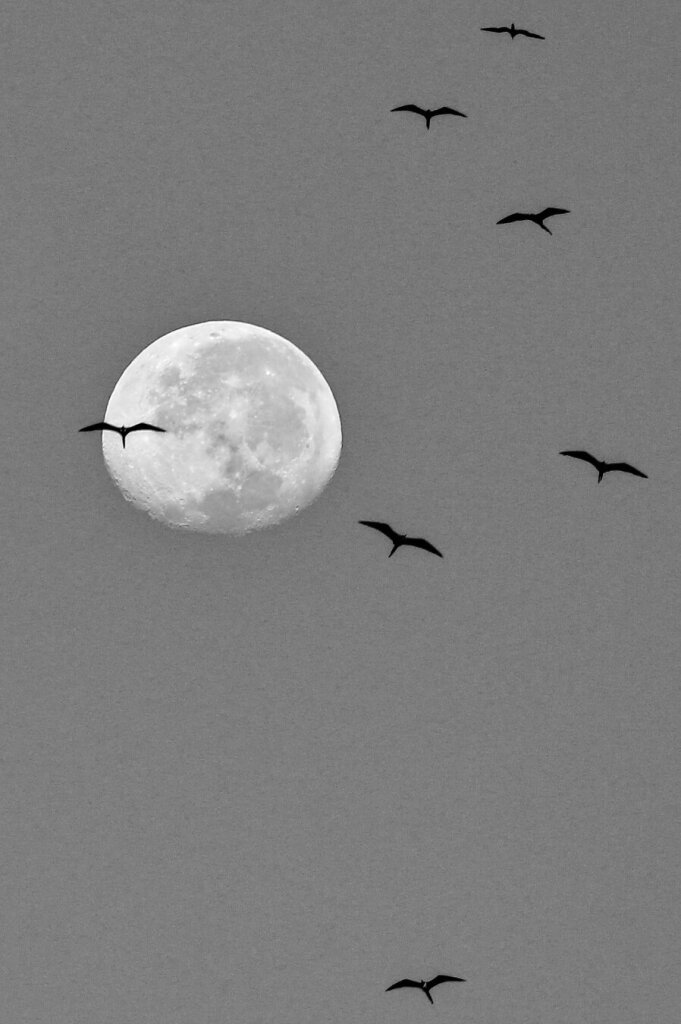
[101,321,342,533]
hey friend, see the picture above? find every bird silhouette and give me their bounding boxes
[481,23,544,39]
[391,104,467,129]
[386,974,466,1005]
[79,422,166,448]
[560,451,648,483]
[359,521,443,558]
[497,207,569,234]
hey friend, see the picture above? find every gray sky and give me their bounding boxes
[3,0,681,1021]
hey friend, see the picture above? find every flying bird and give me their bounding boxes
[560,451,647,483]
[79,422,166,448]
[359,521,443,558]
[497,207,569,234]
[391,104,467,129]
[386,974,466,1005]
[481,23,544,39]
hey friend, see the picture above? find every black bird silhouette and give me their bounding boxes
[391,104,467,129]
[481,23,544,39]
[560,451,648,483]
[359,521,443,558]
[497,207,569,234]
[79,422,166,448]
[386,974,466,1005]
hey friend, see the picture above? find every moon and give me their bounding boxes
[101,321,342,533]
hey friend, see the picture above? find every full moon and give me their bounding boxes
[102,321,342,533]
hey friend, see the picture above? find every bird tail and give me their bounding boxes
[388,544,399,557]
[121,434,126,449]
[540,222,552,234]
[597,471,603,483]
[424,990,434,1004]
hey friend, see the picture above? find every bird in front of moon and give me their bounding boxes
[79,421,166,448]
[93,321,342,533]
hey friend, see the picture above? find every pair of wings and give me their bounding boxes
[391,104,467,119]
[359,521,443,558]
[79,422,166,436]
[386,974,466,992]
[497,208,569,225]
[481,26,544,39]
[560,451,648,478]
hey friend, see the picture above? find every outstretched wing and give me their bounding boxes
[481,26,509,34]
[359,521,401,543]
[405,537,443,558]
[560,450,600,468]
[539,207,569,219]
[607,462,648,479]
[79,422,117,434]
[431,106,467,118]
[497,212,528,225]
[426,974,466,990]
[127,423,167,434]
[386,979,421,992]
[391,104,425,116]
[517,29,545,39]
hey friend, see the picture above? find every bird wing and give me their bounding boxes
[539,207,569,218]
[426,974,466,989]
[386,979,421,992]
[481,26,509,33]
[607,462,648,478]
[405,537,443,558]
[391,104,425,115]
[127,423,167,434]
[79,422,116,433]
[497,212,528,224]
[359,521,401,543]
[517,29,545,38]
[560,450,600,468]
[432,106,467,118]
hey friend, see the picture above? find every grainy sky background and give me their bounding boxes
[3,1,681,1021]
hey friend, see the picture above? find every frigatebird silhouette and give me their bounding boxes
[386,974,466,1005]
[79,422,166,448]
[560,451,648,483]
[481,23,544,39]
[391,104,467,129]
[497,207,569,234]
[359,521,443,558]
